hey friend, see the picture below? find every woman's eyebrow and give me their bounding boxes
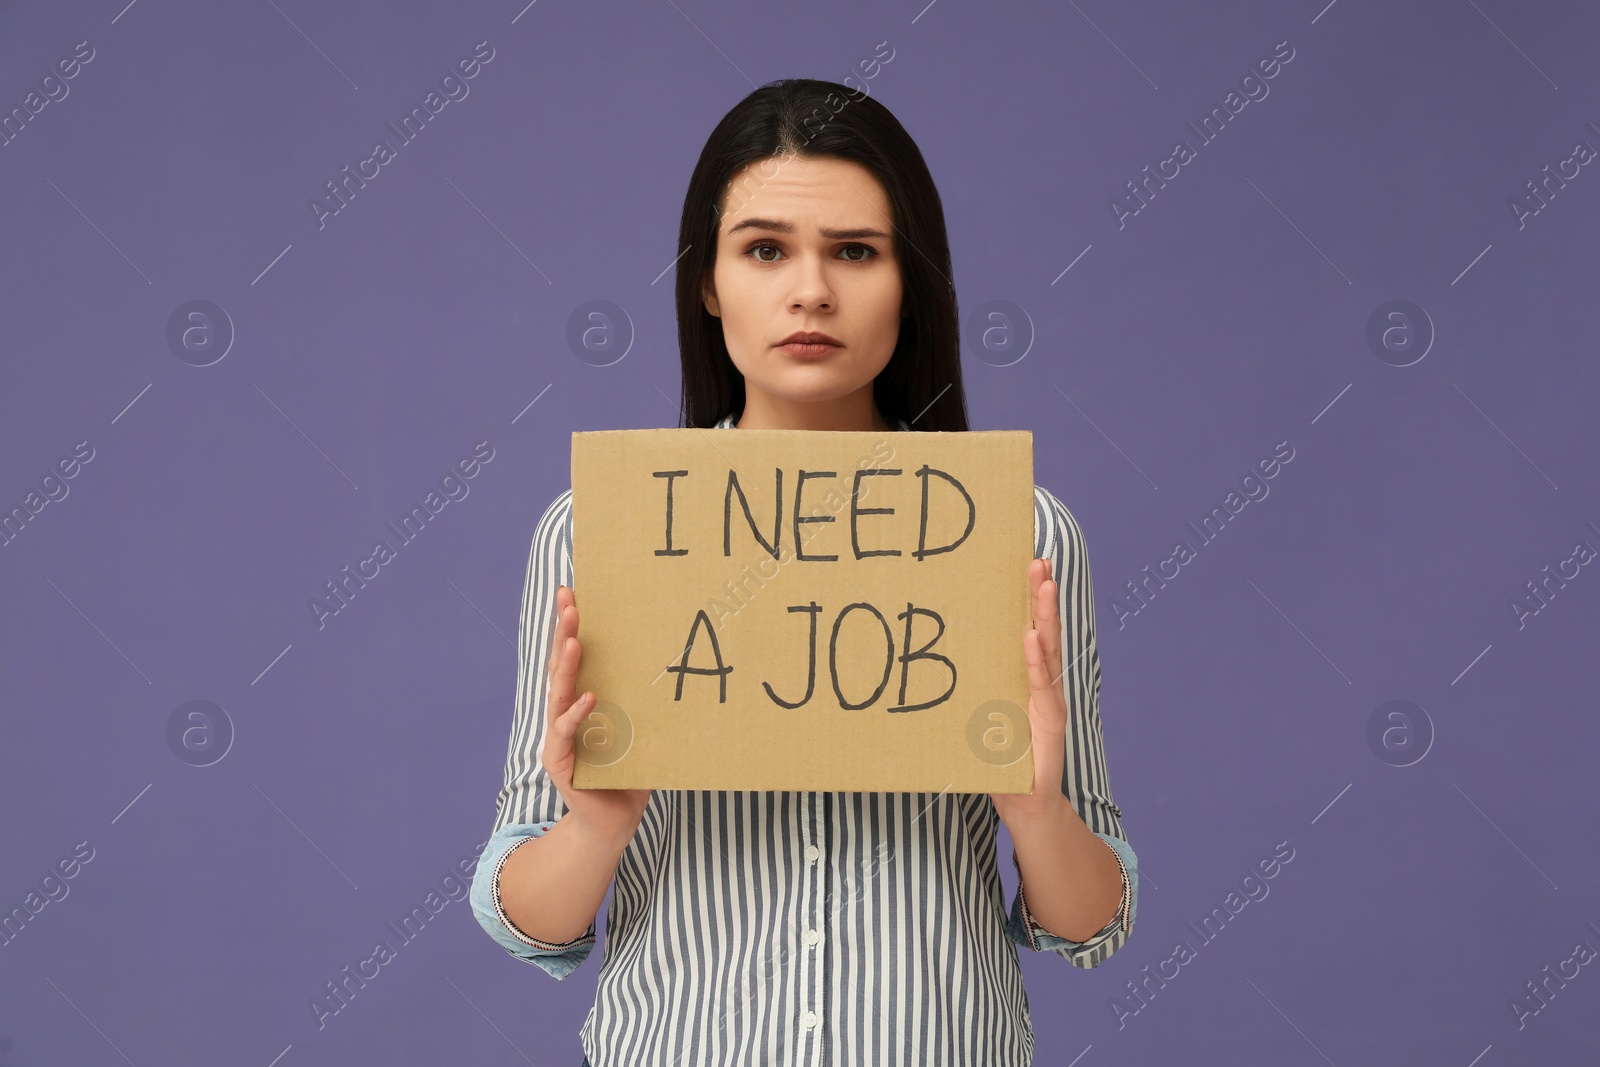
[725,217,892,241]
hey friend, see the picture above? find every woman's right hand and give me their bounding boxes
[541,584,652,847]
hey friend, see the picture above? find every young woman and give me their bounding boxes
[470,78,1138,1067]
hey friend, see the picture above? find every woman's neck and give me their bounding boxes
[735,392,891,432]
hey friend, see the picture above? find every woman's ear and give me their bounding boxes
[701,278,721,318]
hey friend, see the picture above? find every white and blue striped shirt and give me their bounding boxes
[469,413,1139,1066]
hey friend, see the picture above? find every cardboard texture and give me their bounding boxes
[569,427,1036,793]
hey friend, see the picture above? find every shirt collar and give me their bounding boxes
[715,413,913,430]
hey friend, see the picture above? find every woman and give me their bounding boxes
[469,78,1138,1067]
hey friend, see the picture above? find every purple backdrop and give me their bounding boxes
[2,0,1596,1064]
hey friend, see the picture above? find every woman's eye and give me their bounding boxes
[746,243,877,264]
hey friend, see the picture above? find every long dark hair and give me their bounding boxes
[674,78,969,432]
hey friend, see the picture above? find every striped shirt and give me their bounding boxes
[469,413,1139,1066]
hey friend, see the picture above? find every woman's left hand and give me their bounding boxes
[990,558,1070,829]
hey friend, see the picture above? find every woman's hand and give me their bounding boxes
[990,558,1071,829]
[541,584,652,847]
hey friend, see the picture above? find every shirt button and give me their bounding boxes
[803,1011,818,1028]
[804,928,820,945]
[805,844,820,862]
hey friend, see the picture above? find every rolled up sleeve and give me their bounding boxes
[1006,831,1138,968]
[469,821,597,980]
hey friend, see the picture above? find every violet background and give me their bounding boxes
[2,1,1597,1064]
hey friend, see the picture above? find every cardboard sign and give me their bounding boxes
[569,427,1036,793]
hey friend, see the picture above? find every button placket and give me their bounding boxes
[801,793,828,1059]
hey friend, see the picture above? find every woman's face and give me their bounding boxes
[701,154,903,426]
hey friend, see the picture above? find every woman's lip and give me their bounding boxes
[777,341,842,357]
